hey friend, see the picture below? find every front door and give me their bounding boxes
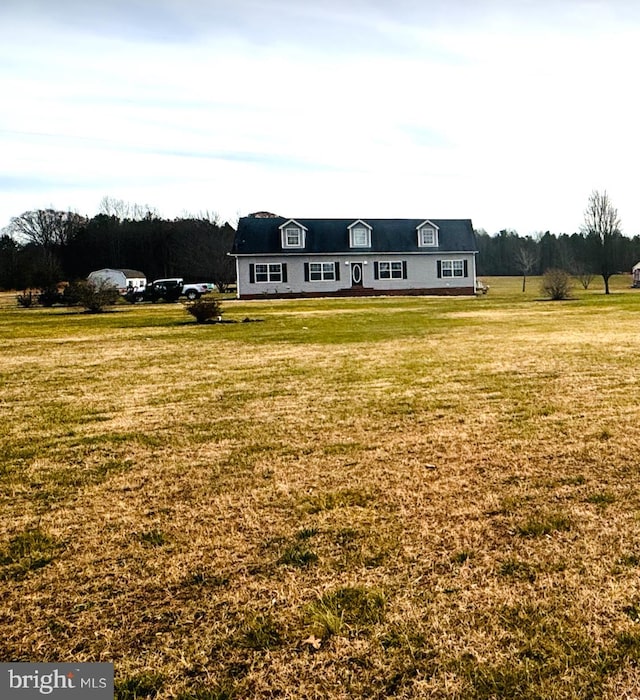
[350,262,363,287]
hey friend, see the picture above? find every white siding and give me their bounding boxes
[237,253,476,297]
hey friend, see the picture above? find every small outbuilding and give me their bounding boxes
[87,268,147,293]
[633,262,640,288]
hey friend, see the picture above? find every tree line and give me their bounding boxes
[476,229,640,278]
[475,190,637,294]
[0,204,236,292]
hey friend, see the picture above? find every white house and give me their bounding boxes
[87,268,147,294]
[231,216,478,299]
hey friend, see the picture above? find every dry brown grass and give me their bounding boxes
[2,280,640,698]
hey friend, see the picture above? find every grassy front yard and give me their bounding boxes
[2,276,640,698]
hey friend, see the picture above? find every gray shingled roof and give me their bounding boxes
[232,218,477,255]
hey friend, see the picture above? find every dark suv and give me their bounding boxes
[125,279,182,303]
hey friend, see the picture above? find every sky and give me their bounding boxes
[2,0,640,235]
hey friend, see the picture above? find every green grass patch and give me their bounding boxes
[307,586,386,639]
[0,527,63,580]
[499,558,538,582]
[587,491,616,506]
[237,612,282,650]
[516,512,572,537]
[302,489,374,513]
[276,542,319,568]
[175,684,236,700]
[115,672,165,700]
[137,530,168,547]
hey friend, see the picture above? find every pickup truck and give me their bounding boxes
[153,278,211,300]
[125,278,211,303]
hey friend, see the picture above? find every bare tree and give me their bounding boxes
[581,190,621,295]
[98,196,158,221]
[7,209,85,248]
[6,209,86,286]
[571,262,595,290]
[514,241,538,292]
[180,209,221,226]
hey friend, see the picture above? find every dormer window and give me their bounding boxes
[348,220,372,248]
[352,227,369,246]
[279,219,307,249]
[285,227,302,246]
[417,220,439,247]
[419,227,436,246]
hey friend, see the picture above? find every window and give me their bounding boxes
[250,262,287,284]
[309,262,336,281]
[374,260,407,280]
[351,227,369,247]
[285,227,302,247]
[379,261,403,279]
[419,227,436,246]
[417,220,439,247]
[439,260,467,278]
[255,263,283,283]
